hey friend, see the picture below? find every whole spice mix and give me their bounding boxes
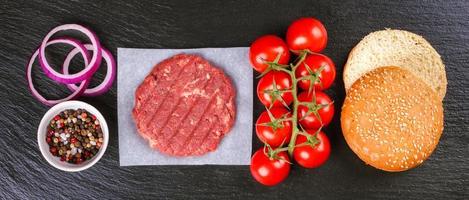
[46,109,103,164]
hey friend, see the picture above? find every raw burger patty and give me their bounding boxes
[132,54,236,156]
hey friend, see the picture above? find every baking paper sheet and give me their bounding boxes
[117,47,252,166]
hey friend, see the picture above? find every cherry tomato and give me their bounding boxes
[250,148,290,186]
[296,54,336,91]
[286,18,328,53]
[249,35,291,73]
[257,71,293,108]
[293,130,330,168]
[297,91,334,129]
[256,107,292,147]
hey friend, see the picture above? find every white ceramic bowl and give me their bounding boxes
[37,100,109,172]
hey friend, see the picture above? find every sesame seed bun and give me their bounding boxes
[343,29,447,100]
[341,66,444,172]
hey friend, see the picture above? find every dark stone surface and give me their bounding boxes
[0,0,468,199]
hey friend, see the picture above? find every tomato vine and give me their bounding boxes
[250,17,334,186]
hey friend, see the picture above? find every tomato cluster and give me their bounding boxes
[249,17,335,186]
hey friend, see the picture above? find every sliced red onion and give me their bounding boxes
[63,44,116,96]
[27,38,90,106]
[39,24,102,84]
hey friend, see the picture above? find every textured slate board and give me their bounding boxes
[0,0,468,199]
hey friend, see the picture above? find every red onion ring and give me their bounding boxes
[63,44,116,96]
[27,38,90,106]
[39,24,102,84]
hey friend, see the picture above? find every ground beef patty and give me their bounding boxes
[132,54,236,156]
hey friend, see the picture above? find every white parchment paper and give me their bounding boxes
[117,47,252,166]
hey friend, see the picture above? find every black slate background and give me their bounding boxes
[1,0,468,199]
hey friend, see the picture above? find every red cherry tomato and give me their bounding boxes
[296,54,336,91]
[250,148,290,186]
[297,91,334,129]
[249,35,291,73]
[286,18,328,53]
[256,107,292,147]
[257,71,293,108]
[293,130,331,168]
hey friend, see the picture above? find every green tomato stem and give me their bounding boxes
[287,52,308,156]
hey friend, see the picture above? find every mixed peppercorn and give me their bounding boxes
[46,109,103,164]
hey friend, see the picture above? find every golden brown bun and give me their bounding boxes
[341,66,444,172]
